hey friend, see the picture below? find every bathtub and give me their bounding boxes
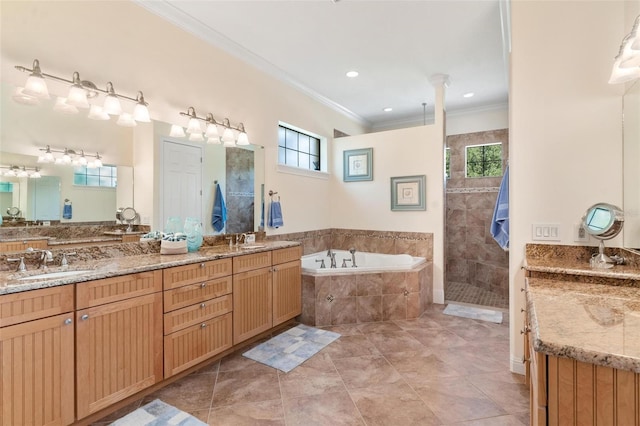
[300,250,432,326]
[301,250,425,274]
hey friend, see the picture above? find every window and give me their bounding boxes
[278,125,321,171]
[465,143,502,178]
[0,182,13,192]
[73,165,117,188]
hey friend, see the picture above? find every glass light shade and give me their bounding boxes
[4,169,16,177]
[23,75,50,99]
[93,157,103,168]
[187,117,203,134]
[12,87,40,105]
[62,153,72,164]
[44,151,55,163]
[189,132,204,142]
[207,137,221,145]
[205,123,219,138]
[116,113,137,127]
[53,97,79,114]
[88,105,110,120]
[236,131,250,146]
[133,103,151,123]
[222,127,235,145]
[66,85,90,108]
[77,155,88,166]
[170,124,186,138]
[102,94,122,115]
[609,59,640,84]
[17,168,29,178]
[37,155,46,163]
[31,170,41,178]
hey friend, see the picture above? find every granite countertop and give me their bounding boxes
[526,277,640,373]
[0,240,298,296]
[524,257,640,281]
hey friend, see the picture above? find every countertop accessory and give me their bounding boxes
[581,202,624,268]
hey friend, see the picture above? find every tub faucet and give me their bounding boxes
[349,248,358,267]
[328,251,337,268]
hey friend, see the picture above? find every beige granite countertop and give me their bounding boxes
[525,257,640,281]
[527,278,640,373]
[0,240,298,296]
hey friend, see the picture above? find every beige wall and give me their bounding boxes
[509,0,632,374]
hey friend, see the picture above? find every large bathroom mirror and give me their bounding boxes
[623,80,640,250]
[0,81,265,240]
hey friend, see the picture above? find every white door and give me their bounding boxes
[29,176,61,221]
[161,140,203,231]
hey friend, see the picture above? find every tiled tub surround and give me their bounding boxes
[445,129,509,307]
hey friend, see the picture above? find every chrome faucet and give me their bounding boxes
[7,256,26,272]
[327,250,337,268]
[349,248,358,267]
[38,250,53,269]
[61,252,77,266]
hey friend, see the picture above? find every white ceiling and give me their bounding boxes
[138,0,510,130]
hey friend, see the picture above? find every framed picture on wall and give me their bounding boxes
[343,148,373,182]
[390,175,426,211]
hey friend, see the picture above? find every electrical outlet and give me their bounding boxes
[574,223,589,242]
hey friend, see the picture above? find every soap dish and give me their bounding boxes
[160,239,187,255]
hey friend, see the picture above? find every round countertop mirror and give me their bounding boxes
[121,207,137,222]
[582,203,624,240]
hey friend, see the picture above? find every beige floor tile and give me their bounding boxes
[446,322,509,341]
[406,327,470,349]
[332,354,403,390]
[321,334,381,359]
[364,330,427,354]
[385,349,464,385]
[430,346,508,376]
[282,391,365,426]
[357,321,404,334]
[321,323,364,336]
[278,352,346,399]
[465,371,530,414]
[443,414,527,425]
[413,377,507,424]
[212,364,280,407]
[208,399,285,425]
[393,316,444,330]
[350,381,441,426]
[141,372,216,412]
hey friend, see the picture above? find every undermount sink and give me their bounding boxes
[240,245,266,249]
[18,270,92,281]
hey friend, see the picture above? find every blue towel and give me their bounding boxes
[490,165,509,250]
[211,183,227,232]
[62,203,72,219]
[268,200,284,228]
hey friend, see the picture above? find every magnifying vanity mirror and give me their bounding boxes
[582,202,624,268]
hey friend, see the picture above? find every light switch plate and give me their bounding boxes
[532,223,561,241]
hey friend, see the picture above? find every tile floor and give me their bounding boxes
[445,281,509,310]
[94,304,529,426]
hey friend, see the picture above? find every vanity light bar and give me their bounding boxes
[176,107,250,146]
[0,165,42,178]
[14,59,151,123]
[38,145,103,167]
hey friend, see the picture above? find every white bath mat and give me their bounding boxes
[443,303,503,324]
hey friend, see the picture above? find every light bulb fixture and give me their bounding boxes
[103,82,122,115]
[38,145,102,167]
[53,97,79,114]
[14,58,151,120]
[116,113,137,127]
[31,168,41,178]
[66,72,90,108]
[177,108,248,147]
[21,59,50,99]
[609,16,640,84]
[236,123,250,145]
[0,165,43,179]
[88,104,110,120]
[17,167,29,178]
[132,92,151,123]
[170,124,186,138]
[12,87,40,106]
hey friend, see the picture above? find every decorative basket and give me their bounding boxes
[160,239,187,255]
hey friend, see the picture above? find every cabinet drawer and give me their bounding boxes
[164,312,233,377]
[0,285,74,327]
[272,246,301,265]
[163,258,232,290]
[77,270,162,309]
[233,251,272,274]
[0,239,48,252]
[164,276,232,312]
[163,293,233,334]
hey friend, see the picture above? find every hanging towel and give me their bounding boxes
[268,200,284,228]
[62,202,72,219]
[490,165,509,250]
[211,183,227,232]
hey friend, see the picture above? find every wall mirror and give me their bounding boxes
[0,81,265,242]
[623,80,640,251]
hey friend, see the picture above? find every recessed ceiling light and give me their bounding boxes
[346,71,359,78]
[383,107,393,112]
[463,92,474,98]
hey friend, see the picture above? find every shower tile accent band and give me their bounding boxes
[446,186,499,193]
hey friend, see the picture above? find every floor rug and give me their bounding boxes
[243,324,341,373]
[443,303,503,324]
[109,399,207,426]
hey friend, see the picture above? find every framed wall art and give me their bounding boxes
[390,175,426,211]
[343,148,373,182]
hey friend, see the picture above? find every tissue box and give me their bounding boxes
[160,239,187,255]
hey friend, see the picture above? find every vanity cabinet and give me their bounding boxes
[272,246,302,326]
[0,238,48,252]
[75,271,163,419]
[0,286,75,426]
[162,259,234,377]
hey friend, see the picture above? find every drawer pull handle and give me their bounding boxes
[521,308,526,313]
[200,303,206,308]
[201,283,206,288]
[201,323,207,328]
[522,356,530,363]
[200,263,206,268]
[81,314,89,321]
[64,318,73,325]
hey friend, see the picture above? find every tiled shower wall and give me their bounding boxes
[225,147,254,233]
[445,129,509,305]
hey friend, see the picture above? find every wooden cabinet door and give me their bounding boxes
[233,266,272,344]
[75,292,163,419]
[272,260,301,326]
[1,313,75,426]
